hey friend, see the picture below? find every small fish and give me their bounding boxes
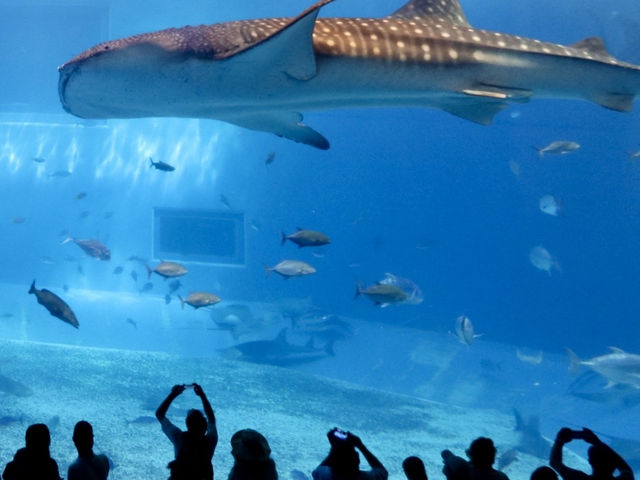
[77,265,84,276]
[103,211,114,219]
[529,245,561,275]
[265,151,276,165]
[281,228,331,248]
[112,266,124,275]
[139,282,154,293]
[516,348,544,365]
[128,255,148,265]
[0,416,24,427]
[149,157,175,171]
[0,313,13,319]
[48,170,72,177]
[534,141,580,157]
[78,210,90,219]
[47,415,60,430]
[130,270,138,282]
[219,194,231,210]
[508,159,520,178]
[539,195,561,216]
[74,192,87,200]
[168,279,182,293]
[250,221,260,231]
[32,157,46,163]
[164,294,172,305]
[453,315,482,346]
[265,260,316,278]
[29,279,79,328]
[62,284,69,292]
[146,261,188,279]
[126,317,137,328]
[62,236,110,261]
[178,292,221,309]
[629,149,640,162]
[10,217,26,224]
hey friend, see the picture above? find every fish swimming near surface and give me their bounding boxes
[222,328,335,366]
[266,260,316,278]
[149,157,175,171]
[534,141,581,157]
[57,0,640,149]
[62,236,111,261]
[281,228,331,248]
[567,347,640,389]
[178,292,221,309]
[146,261,188,279]
[28,279,79,328]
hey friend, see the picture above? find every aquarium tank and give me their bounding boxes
[1,0,640,478]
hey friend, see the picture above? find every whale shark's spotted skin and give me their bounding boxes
[59,0,640,149]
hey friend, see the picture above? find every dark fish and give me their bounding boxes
[0,373,33,397]
[219,194,231,210]
[126,317,137,328]
[103,211,114,219]
[139,282,154,293]
[168,279,182,293]
[146,261,188,279]
[130,270,138,282]
[112,266,124,274]
[281,228,331,248]
[1,313,13,319]
[78,210,90,219]
[0,415,24,427]
[222,328,334,366]
[149,157,175,171]
[77,265,84,276]
[74,192,87,200]
[291,470,310,480]
[265,151,276,165]
[32,157,46,163]
[355,282,408,307]
[62,236,111,260]
[10,217,26,224]
[62,284,69,292]
[164,294,172,305]
[29,279,79,328]
[126,415,157,425]
[497,448,518,470]
[513,409,551,459]
[128,255,148,265]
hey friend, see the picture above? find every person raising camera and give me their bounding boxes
[312,428,388,480]
[550,427,634,480]
[156,383,218,480]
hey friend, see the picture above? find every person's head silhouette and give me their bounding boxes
[588,443,617,477]
[73,420,94,456]
[185,409,207,437]
[403,456,428,480]
[25,423,51,455]
[531,466,558,480]
[466,437,496,468]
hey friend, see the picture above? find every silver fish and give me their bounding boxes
[453,315,481,345]
[266,260,316,278]
[567,347,640,389]
[535,141,580,156]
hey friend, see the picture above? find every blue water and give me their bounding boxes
[1,0,640,477]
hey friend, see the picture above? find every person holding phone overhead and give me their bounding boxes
[312,428,388,480]
[156,383,218,480]
[550,427,634,480]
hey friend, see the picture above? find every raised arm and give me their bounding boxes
[193,383,216,424]
[581,428,634,480]
[156,384,185,420]
[550,428,584,479]
[349,433,387,474]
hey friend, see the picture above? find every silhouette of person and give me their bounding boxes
[531,466,559,480]
[68,420,110,480]
[312,428,388,480]
[441,437,510,480]
[227,429,278,480]
[550,427,634,480]
[403,456,428,480]
[2,423,62,480]
[156,383,218,480]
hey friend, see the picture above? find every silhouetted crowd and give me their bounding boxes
[1,384,635,480]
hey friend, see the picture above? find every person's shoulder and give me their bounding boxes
[361,468,388,480]
[312,465,332,480]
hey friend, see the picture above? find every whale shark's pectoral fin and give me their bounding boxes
[226,112,330,150]
[220,0,333,81]
[441,85,532,124]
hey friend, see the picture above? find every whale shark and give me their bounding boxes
[58,0,640,149]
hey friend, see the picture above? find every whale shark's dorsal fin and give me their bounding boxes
[570,37,611,58]
[388,0,470,27]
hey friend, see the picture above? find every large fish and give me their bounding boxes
[567,347,640,389]
[62,236,111,261]
[28,279,79,328]
[57,0,640,149]
[222,328,334,366]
